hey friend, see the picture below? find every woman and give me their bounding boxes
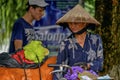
[54,4,104,79]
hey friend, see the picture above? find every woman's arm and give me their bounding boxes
[89,35,104,72]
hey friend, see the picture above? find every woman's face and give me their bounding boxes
[30,7,45,21]
[68,22,86,33]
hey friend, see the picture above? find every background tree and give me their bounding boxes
[95,0,120,79]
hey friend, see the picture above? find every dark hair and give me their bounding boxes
[86,24,96,30]
[26,2,45,11]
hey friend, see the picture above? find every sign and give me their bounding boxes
[34,0,79,56]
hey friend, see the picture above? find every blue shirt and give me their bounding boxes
[9,18,35,53]
[56,32,103,72]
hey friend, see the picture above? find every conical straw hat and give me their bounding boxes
[56,4,100,26]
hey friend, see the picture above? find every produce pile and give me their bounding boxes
[64,66,98,80]
[24,40,49,63]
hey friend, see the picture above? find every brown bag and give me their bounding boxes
[0,56,57,80]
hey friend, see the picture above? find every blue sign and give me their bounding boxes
[34,0,79,55]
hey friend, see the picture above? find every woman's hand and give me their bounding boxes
[87,63,91,70]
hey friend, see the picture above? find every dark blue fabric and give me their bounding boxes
[9,18,34,53]
[56,32,104,73]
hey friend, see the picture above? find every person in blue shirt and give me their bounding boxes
[54,4,103,79]
[9,0,49,53]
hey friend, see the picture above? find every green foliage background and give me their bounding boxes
[0,0,27,47]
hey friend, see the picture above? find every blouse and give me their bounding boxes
[56,32,103,72]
